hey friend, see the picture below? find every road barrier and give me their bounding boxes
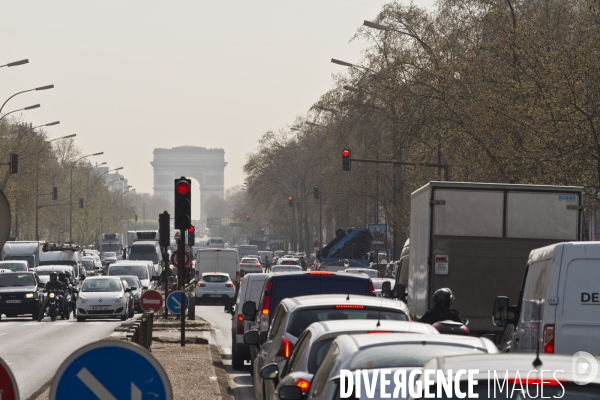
[123,311,154,350]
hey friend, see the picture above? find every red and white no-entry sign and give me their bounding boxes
[0,356,18,400]
[170,250,190,267]
[140,290,163,312]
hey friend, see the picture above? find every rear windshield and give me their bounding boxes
[108,265,148,280]
[0,273,36,287]
[281,260,300,265]
[4,256,34,268]
[202,275,229,283]
[270,278,370,312]
[286,309,407,337]
[82,260,95,270]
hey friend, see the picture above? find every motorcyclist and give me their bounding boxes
[58,272,75,319]
[37,272,66,321]
[418,288,462,324]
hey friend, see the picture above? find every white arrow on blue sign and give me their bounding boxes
[167,291,189,314]
[50,341,172,400]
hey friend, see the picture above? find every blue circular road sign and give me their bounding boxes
[167,291,189,314]
[50,340,172,400]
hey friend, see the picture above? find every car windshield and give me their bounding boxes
[82,260,95,270]
[348,343,488,370]
[81,278,123,292]
[0,273,36,287]
[0,262,28,272]
[104,252,116,257]
[129,252,158,263]
[108,265,148,280]
[286,309,407,337]
[202,274,229,283]
[122,277,140,288]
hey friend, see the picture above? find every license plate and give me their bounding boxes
[209,294,221,298]
[5,300,20,303]
[92,306,109,310]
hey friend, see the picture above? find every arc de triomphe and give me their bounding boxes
[151,146,227,220]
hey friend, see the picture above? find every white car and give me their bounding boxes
[271,265,303,273]
[196,272,236,304]
[239,257,262,275]
[343,268,379,279]
[0,260,29,272]
[76,276,133,322]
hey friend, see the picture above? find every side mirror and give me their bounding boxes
[242,300,257,321]
[130,287,137,291]
[125,288,132,293]
[381,281,392,298]
[493,296,510,327]
[481,333,497,344]
[151,275,161,282]
[260,363,279,380]
[278,386,303,400]
[392,283,406,301]
[244,330,260,346]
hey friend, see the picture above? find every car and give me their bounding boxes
[281,333,497,400]
[413,353,600,399]
[271,265,303,273]
[119,275,147,312]
[82,256,102,275]
[367,262,388,278]
[34,265,77,286]
[278,258,301,266]
[0,271,43,320]
[240,257,263,275]
[195,272,236,304]
[343,268,379,279]
[246,294,410,400]
[76,276,133,321]
[264,319,438,400]
[195,248,240,288]
[40,244,85,282]
[0,260,29,272]
[102,251,118,266]
[107,261,154,290]
[229,273,269,370]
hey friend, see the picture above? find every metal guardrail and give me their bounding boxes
[122,311,154,350]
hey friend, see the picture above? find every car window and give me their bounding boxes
[81,279,123,292]
[108,265,148,280]
[307,338,335,374]
[285,330,312,376]
[0,273,36,287]
[267,305,288,341]
[310,343,340,398]
[202,275,229,283]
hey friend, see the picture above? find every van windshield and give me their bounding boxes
[129,252,158,264]
[108,265,148,280]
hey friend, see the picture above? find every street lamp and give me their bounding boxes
[35,133,77,240]
[0,85,54,113]
[331,58,376,74]
[70,152,103,242]
[0,104,40,122]
[0,59,28,68]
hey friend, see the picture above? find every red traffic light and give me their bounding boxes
[288,196,293,201]
[176,181,190,195]
[188,225,195,233]
[246,215,250,221]
[342,150,349,157]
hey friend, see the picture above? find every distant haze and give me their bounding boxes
[2,0,434,197]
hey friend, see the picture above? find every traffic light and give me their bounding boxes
[9,153,18,174]
[52,187,58,200]
[188,225,195,246]
[342,149,351,171]
[288,196,294,208]
[79,198,84,208]
[159,211,170,248]
[174,177,192,231]
[314,186,320,199]
[246,215,250,222]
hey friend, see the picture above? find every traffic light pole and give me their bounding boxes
[178,231,186,347]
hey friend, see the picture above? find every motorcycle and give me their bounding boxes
[45,289,61,321]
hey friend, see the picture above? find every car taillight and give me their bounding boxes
[275,336,292,359]
[236,314,244,334]
[309,271,332,275]
[255,264,261,267]
[225,283,234,288]
[240,263,244,267]
[197,283,206,287]
[335,305,364,309]
[543,324,555,354]
[260,281,272,331]
[294,378,311,394]
[368,282,375,295]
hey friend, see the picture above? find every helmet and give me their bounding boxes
[58,272,66,281]
[433,288,454,306]
[50,272,58,282]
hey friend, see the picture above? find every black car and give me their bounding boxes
[0,272,43,320]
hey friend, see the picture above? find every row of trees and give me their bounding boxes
[242,0,600,256]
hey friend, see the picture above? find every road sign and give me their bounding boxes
[0,190,11,250]
[166,291,189,314]
[140,290,163,312]
[170,250,189,267]
[0,356,18,400]
[50,341,173,400]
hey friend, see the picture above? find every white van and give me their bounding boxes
[494,242,600,355]
[194,248,239,285]
[238,245,259,258]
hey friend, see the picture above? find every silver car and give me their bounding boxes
[195,272,236,304]
[76,276,133,322]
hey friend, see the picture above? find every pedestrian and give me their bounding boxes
[264,255,271,272]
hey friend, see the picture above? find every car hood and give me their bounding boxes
[0,286,37,293]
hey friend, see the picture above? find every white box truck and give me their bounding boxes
[397,182,583,334]
[2,241,45,269]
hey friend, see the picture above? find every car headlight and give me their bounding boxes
[113,296,123,303]
[134,293,141,300]
[25,293,34,299]
[78,296,87,304]
[49,293,55,299]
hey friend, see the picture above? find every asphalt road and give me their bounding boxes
[196,304,254,400]
[0,316,122,399]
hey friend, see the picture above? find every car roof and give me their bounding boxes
[130,241,157,245]
[281,294,409,313]
[85,276,121,280]
[425,354,600,384]
[201,272,231,277]
[0,260,28,264]
[267,271,370,282]
[110,261,149,266]
[342,332,495,351]
[35,265,73,270]
[308,320,439,337]
[0,271,34,275]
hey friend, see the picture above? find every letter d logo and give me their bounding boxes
[572,351,598,385]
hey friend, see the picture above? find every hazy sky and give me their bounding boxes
[3,0,435,198]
